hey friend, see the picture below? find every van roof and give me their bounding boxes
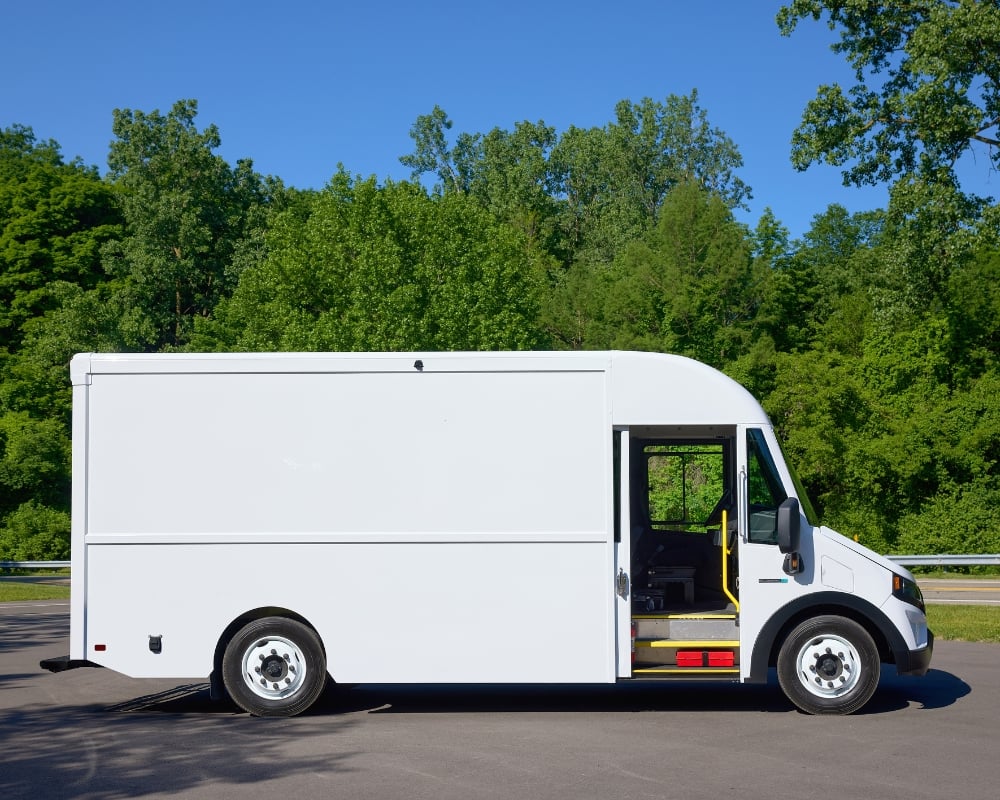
[71,350,770,427]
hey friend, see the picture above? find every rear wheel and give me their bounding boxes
[777,615,880,715]
[222,617,327,717]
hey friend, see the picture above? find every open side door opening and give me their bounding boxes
[619,427,741,680]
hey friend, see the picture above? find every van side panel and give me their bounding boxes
[86,371,607,536]
[81,368,615,682]
[84,540,611,681]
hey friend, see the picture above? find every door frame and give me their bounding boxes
[614,427,632,677]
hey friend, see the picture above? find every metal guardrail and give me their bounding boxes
[886,554,1000,567]
[3,556,1000,570]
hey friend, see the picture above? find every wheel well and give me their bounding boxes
[211,607,325,698]
[765,604,894,670]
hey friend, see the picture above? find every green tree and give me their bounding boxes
[763,247,999,554]
[0,410,71,560]
[402,110,567,261]
[943,247,1000,382]
[893,369,1000,555]
[468,121,563,258]
[592,181,762,366]
[772,3,1000,557]
[400,105,482,195]
[0,501,70,561]
[205,174,546,352]
[101,99,270,350]
[777,0,1000,189]
[0,125,121,352]
[0,127,123,561]
[762,204,882,355]
[778,1,1000,306]
[764,349,891,547]
[401,94,750,268]
[0,276,135,561]
[551,92,750,264]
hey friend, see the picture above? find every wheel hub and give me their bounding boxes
[816,652,844,680]
[261,653,289,681]
[794,634,862,699]
[239,636,307,701]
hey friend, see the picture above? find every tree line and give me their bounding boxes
[1,1,998,560]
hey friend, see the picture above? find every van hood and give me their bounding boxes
[817,525,915,581]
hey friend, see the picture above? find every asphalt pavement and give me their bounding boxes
[1,601,999,800]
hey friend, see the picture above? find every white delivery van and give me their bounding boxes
[42,351,931,716]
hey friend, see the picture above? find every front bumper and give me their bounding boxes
[895,629,934,676]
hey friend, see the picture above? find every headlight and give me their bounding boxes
[892,573,925,612]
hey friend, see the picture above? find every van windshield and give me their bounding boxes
[785,456,819,527]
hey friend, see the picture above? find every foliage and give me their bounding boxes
[1,59,998,562]
[583,181,764,366]
[777,0,1000,190]
[893,368,1000,555]
[777,0,1000,321]
[100,100,271,350]
[401,92,749,268]
[770,1,1000,553]
[202,174,547,352]
[0,406,71,560]
[645,443,726,532]
[549,93,750,264]
[400,105,482,195]
[0,500,70,561]
[0,126,122,352]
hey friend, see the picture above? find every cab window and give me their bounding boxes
[746,429,787,544]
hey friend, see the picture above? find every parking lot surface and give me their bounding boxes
[2,601,999,800]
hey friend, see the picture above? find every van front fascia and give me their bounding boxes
[746,592,929,683]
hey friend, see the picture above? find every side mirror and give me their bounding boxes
[777,497,800,554]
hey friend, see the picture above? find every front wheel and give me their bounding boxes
[222,617,327,717]
[777,615,880,715]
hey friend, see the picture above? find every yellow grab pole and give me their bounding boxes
[721,509,740,612]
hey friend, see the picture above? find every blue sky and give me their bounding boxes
[3,1,995,240]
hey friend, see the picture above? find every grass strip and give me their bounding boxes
[926,604,1000,643]
[0,582,71,602]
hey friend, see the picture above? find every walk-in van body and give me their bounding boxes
[44,351,932,715]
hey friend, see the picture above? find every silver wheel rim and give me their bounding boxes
[794,633,862,699]
[239,635,308,701]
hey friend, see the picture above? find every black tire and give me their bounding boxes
[222,617,327,717]
[777,615,880,715]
